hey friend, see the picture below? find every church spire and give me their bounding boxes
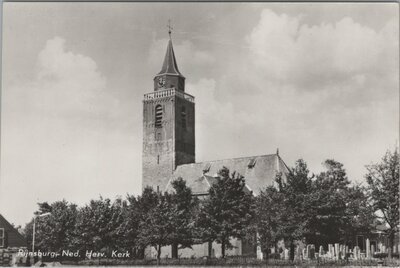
[157,21,184,78]
[154,22,185,92]
[157,39,183,77]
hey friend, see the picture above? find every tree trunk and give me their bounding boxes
[221,240,225,258]
[290,242,295,261]
[208,241,212,258]
[388,232,394,259]
[157,245,161,265]
[137,247,145,259]
[172,243,178,259]
[263,248,269,260]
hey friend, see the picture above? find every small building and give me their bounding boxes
[355,223,400,256]
[0,214,27,249]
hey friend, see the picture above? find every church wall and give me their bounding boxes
[174,97,195,168]
[147,239,243,259]
[142,96,176,191]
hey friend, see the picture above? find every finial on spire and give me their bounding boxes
[167,19,173,39]
[276,148,279,156]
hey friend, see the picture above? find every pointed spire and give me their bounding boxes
[157,39,184,77]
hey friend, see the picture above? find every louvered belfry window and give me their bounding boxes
[155,105,163,128]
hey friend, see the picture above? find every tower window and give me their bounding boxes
[155,105,163,128]
[181,106,187,130]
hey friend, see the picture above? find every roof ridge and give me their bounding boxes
[176,153,278,168]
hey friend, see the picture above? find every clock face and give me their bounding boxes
[158,76,165,87]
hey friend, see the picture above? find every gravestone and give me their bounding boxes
[366,238,370,258]
[328,244,333,258]
[353,246,359,260]
[309,245,315,260]
[319,245,324,256]
[295,246,301,260]
[284,248,289,260]
[334,243,340,260]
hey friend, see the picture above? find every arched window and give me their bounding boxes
[155,105,163,128]
[181,106,187,130]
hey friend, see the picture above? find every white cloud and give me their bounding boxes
[190,9,398,183]
[0,37,136,225]
[246,9,398,90]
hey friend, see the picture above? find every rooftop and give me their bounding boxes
[166,153,289,195]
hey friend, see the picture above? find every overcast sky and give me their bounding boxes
[1,2,398,226]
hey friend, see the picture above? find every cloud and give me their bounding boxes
[0,37,137,224]
[190,9,398,183]
[245,9,398,91]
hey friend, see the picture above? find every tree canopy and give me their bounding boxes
[365,148,399,258]
[22,150,398,261]
[197,167,254,258]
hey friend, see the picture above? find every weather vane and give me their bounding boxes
[167,19,173,38]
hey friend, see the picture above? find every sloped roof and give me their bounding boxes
[157,39,184,77]
[0,214,27,247]
[167,154,289,195]
[171,175,219,195]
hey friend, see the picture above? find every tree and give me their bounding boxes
[307,159,351,247]
[23,200,77,252]
[276,160,313,260]
[73,197,125,254]
[197,167,254,258]
[342,185,376,242]
[116,194,142,257]
[133,187,160,258]
[254,185,283,260]
[137,191,175,264]
[169,178,198,258]
[365,148,399,258]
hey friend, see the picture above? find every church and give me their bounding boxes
[142,35,289,257]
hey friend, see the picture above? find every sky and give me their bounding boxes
[1,2,398,227]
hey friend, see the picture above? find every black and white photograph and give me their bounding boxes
[0,1,399,267]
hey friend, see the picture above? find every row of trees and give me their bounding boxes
[24,170,252,262]
[256,148,399,259]
[23,149,399,261]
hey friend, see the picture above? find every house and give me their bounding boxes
[0,214,27,249]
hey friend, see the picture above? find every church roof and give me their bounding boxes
[166,154,289,196]
[157,39,184,78]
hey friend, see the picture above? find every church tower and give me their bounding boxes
[142,35,195,191]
